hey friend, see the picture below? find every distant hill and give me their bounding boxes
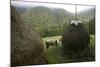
[14,6,95,22]
[12,5,95,36]
[51,8,74,23]
[78,8,95,22]
[13,6,30,15]
[20,6,74,37]
[21,6,74,27]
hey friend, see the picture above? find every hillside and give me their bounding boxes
[12,5,95,36]
[78,8,95,22]
[20,6,74,37]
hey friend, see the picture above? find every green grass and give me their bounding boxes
[90,35,95,46]
[89,35,95,56]
[43,35,95,64]
[42,35,66,63]
[42,36,61,41]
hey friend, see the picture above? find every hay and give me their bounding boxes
[61,22,94,61]
[11,6,48,66]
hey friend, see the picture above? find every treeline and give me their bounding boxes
[15,6,95,37]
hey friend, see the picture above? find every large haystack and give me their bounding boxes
[61,21,94,61]
[11,6,48,66]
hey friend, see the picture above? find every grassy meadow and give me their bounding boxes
[42,35,95,63]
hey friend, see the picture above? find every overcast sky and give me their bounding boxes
[11,0,95,13]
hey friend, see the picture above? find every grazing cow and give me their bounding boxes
[45,39,62,49]
[45,40,57,49]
